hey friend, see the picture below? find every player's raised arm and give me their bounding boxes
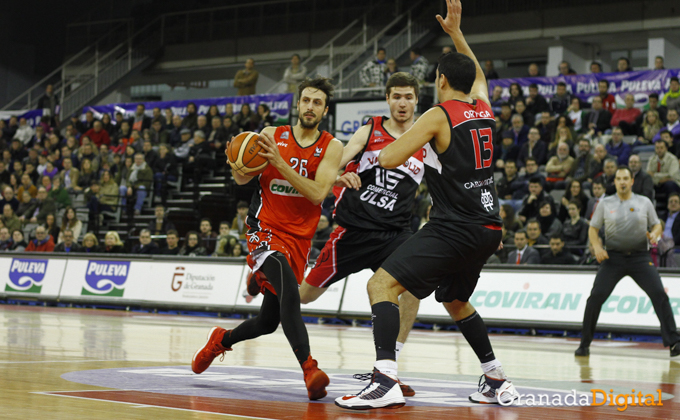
[258,131,343,205]
[378,107,446,169]
[436,0,489,106]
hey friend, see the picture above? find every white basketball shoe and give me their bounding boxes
[469,366,519,405]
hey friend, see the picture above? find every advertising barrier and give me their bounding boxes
[334,100,391,141]
[1,254,679,332]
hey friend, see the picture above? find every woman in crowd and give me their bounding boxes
[8,173,19,195]
[99,170,119,210]
[254,104,274,132]
[637,110,663,145]
[548,125,574,158]
[231,243,244,257]
[76,158,97,192]
[208,105,221,119]
[49,176,71,209]
[513,100,534,127]
[232,104,253,132]
[16,191,37,221]
[101,114,114,135]
[10,230,26,251]
[81,232,99,252]
[384,58,399,81]
[500,204,523,233]
[508,83,525,108]
[562,199,589,253]
[537,200,562,237]
[558,180,588,221]
[44,213,60,242]
[42,161,58,179]
[101,231,125,253]
[222,117,239,140]
[179,230,207,256]
[58,206,82,243]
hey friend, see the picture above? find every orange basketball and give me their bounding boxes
[226,131,269,176]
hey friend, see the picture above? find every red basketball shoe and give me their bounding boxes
[301,356,330,400]
[191,326,232,374]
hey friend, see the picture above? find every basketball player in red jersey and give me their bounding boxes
[191,77,343,401]
[300,73,423,396]
[337,0,519,409]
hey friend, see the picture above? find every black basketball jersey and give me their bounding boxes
[423,99,501,226]
[333,116,424,231]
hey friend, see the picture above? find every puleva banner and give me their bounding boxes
[488,68,680,108]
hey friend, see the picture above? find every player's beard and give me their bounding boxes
[299,112,322,129]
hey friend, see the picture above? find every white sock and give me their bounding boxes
[481,359,503,375]
[395,342,405,361]
[374,360,398,378]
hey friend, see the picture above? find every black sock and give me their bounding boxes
[455,311,495,363]
[371,301,400,360]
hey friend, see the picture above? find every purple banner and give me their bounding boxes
[489,69,680,109]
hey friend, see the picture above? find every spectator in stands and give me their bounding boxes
[526,218,549,247]
[589,144,611,180]
[585,96,612,137]
[182,102,199,131]
[611,94,641,135]
[23,163,39,187]
[16,191,37,222]
[617,57,632,72]
[82,111,97,133]
[76,159,97,193]
[654,109,680,144]
[661,77,680,111]
[208,116,227,146]
[222,117,239,141]
[179,230,207,256]
[519,178,555,223]
[484,60,499,80]
[214,221,238,257]
[525,84,549,117]
[505,230,540,265]
[37,84,59,124]
[598,79,617,114]
[283,53,307,93]
[224,103,234,120]
[2,204,21,233]
[142,140,159,170]
[663,193,680,245]
[636,109,663,148]
[153,144,177,206]
[25,225,54,252]
[58,207,82,243]
[28,187,56,225]
[510,114,529,148]
[590,62,603,73]
[497,161,522,201]
[654,56,665,70]
[641,93,667,125]
[567,138,594,187]
[550,82,571,116]
[537,201,562,237]
[148,205,175,237]
[409,48,429,83]
[489,86,503,115]
[168,115,185,147]
[5,116,18,139]
[540,234,575,265]
[586,180,605,220]
[174,128,194,164]
[81,233,99,253]
[0,227,11,251]
[198,218,217,255]
[126,153,153,215]
[29,125,46,148]
[101,114,114,135]
[48,176,71,209]
[606,127,632,165]
[234,58,259,96]
[513,100,534,127]
[528,63,540,77]
[559,180,589,221]
[44,213,59,242]
[546,142,574,188]
[151,107,166,127]
[385,58,399,80]
[101,231,125,253]
[149,118,168,145]
[254,104,275,132]
[131,229,159,254]
[628,154,654,200]
[196,115,211,139]
[566,97,587,134]
[231,200,249,240]
[59,157,79,193]
[0,187,19,212]
[10,139,27,164]
[13,118,34,146]
[10,230,27,252]
[160,229,180,255]
[514,157,545,198]
[548,125,573,158]
[117,156,133,198]
[231,243,244,257]
[233,104,253,132]
[535,111,554,144]
[54,229,82,253]
[516,127,547,169]
[0,162,9,186]
[313,215,332,251]
[508,83,524,108]
[493,132,520,170]
[500,203,522,232]
[83,121,111,148]
[648,139,680,198]
[559,60,576,76]
[562,199,589,250]
[129,104,151,132]
[111,121,131,153]
[185,130,214,190]
[498,102,513,133]
[595,158,618,196]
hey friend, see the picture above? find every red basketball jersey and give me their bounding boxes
[247,125,335,239]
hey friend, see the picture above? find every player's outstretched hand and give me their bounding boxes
[436,0,462,35]
[258,131,285,169]
[335,172,361,190]
[646,231,659,246]
[595,247,609,263]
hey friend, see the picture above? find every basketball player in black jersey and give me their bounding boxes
[337,0,519,410]
[300,72,423,396]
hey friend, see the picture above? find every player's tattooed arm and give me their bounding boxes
[436,0,490,106]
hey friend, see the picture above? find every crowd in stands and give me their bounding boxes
[487,57,680,267]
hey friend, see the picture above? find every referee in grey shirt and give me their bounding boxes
[575,166,680,357]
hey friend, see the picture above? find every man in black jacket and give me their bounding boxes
[664,193,680,245]
[629,154,654,201]
[131,229,160,254]
[585,96,612,136]
[519,177,555,222]
[53,229,83,253]
[540,234,576,265]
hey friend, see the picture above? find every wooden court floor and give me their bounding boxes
[1,304,679,419]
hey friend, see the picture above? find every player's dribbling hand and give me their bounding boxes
[257,131,285,169]
[436,0,462,35]
[595,247,609,263]
[335,172,361,190]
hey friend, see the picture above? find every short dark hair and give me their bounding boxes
[557,82,567,88]
[550,233,564,242]
[669,193,680,202]
[592,179,604,187]
[437,52,476,95]
[526,218,540,228]
[616,166,633,178]
[502,131,513,140]
[298,77,335,107]
[385,72,419,98]
[410,47,422,56]
[377,47,386,54]
[599,79,610,88]
[237,200,249,209]
[569,198,582,209]
[515,230,528,239]
[671,77,679,84]
[219,221,230,227]
[618,57,630,65]
[529,83,538,89]
[166,229,178,237]
[591,61,602,71]
[200,218,211,225]
[529,176,543,185]
[137,103,145,110]
[501,101,511,108]
[538,200,552,210]
[649,93,659,100]
[525,157,538,165]
[660,129,672,138]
